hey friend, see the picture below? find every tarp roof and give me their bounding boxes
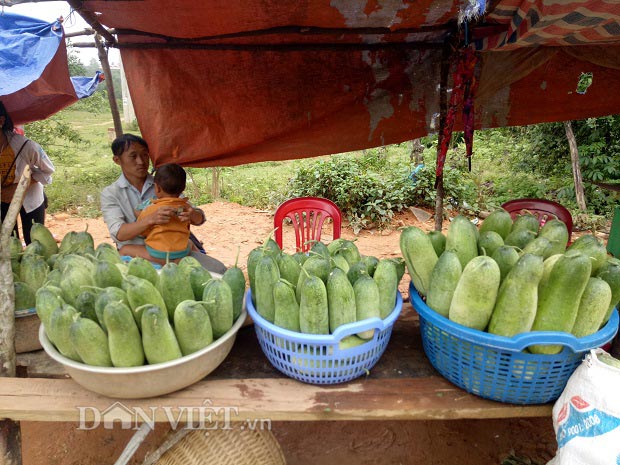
[76,0,620,167]
[0,12,103,124]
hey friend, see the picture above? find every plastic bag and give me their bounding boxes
[548,349,620,465]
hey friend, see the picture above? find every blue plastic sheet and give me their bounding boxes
[0,12,102,123]
[71,71,103,99]
[0,12,64,95]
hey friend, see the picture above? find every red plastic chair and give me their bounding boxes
[501,198,573,235]
[274,197,342,252]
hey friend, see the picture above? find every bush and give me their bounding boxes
[287,152,477,232]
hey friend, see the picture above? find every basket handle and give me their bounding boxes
[506,326,617,352]
[330,317,386,341]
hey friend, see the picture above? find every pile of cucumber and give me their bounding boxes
[248,238,404,344]
[401,209,620,354]
[15,224,245,367]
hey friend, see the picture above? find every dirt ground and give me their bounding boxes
[19,202,559,465]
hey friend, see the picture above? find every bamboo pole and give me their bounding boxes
[95,33,123,138]
[0,165,31,465]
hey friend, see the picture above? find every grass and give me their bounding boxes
[42,107,418,218]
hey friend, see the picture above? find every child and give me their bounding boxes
[136,163,192,261]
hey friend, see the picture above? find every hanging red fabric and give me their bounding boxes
[435,46,480,179]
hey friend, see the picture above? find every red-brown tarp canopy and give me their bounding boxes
[80,0,620,167]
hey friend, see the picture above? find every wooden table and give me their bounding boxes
[0,302,552,423]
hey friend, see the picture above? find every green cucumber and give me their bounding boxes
[326,268,356,333]
[104,300,145,367]
[123,275,167,328]
[69,316,112,367]
[427,230,447,257]
[449,256,501,331]
[491,245,520,282]
[74,289,99,322]
[141,305,182,364]
[426,250,462,317]
[373,259,398,319]
[127,256,159,287]
[158,262,195,320]
[174,300,214,355]
[222,266,246,322]
[94,286,129,332]
[530,250,592,354]
[94,260,123,289]
[595,257,620,324]
[571,277,612,338]
[35,286,65,329]
[255,255,280,322]
[477,231,504,257]
[445,215,479,268]
[488,253,543,337]
[399,226,438,296]
[299,275,329,334]
[202,279,234,339]
[48,304,83,362]
[479,209,513,239]
[353,275,380,339]
[511,212,540,234]
[189,266,213,301]
[273,279,301,332]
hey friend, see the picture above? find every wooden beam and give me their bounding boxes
[0,377,551,423]
[115,41,445,52]
[65,0,116,46]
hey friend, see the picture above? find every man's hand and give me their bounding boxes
[180,207,206,225]
[149,206,177,225]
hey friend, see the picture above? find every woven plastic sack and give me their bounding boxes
[548,349,620,465]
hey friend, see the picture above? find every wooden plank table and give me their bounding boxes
[1,302,552,423]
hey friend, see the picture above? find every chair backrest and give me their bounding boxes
[274,197,342,252]
[501,198,573,235]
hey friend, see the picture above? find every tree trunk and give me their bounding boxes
[211,168,220,199]
[0,167,30,465]
[410,138,424,165]
[95,33,123,138]
[564,121,587,211]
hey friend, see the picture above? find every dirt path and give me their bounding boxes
[44,201,435,295]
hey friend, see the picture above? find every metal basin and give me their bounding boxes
[39,308,246,399]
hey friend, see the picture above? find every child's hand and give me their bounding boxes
[177,206,192,222]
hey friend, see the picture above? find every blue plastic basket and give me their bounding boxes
[410,281,619,404]
[246,289,403,384]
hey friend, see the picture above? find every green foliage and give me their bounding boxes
[24,115,85,161]
[286,150,477,232]
[67,49,86,76]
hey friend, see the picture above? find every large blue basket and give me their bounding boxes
[410,281,619,404]
[246,289,403,385]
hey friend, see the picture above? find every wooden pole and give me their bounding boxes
[434,41,452,231]
[564,121,587,211]
[0,166,31,465]
[95,33,124,138]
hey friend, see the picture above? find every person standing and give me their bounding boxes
[0,101,55,244]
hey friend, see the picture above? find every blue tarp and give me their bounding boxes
[0,12,102,124]
[71,72,104,99]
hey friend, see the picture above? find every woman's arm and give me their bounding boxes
[26,140,55,185]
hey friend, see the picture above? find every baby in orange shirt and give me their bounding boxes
[136,163,191,260]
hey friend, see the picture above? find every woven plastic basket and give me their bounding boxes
[152,427,286,465]
[409,281,619,404]
[246,289,403,385]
